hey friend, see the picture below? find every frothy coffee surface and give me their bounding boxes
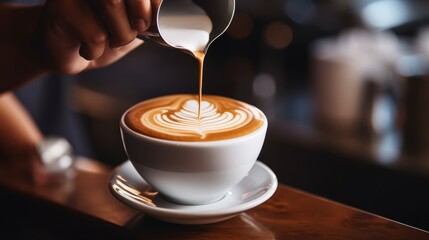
[125,94,265,141]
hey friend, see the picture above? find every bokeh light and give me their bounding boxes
[263,21,293,49]
[253,73,276,98]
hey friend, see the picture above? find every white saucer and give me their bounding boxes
[109,160,278,225]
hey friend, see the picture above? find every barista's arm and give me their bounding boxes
[0,5,46,93]
[0,92,45,184]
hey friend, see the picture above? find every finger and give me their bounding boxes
[71,1,109,60]
[92,0,137,48]
[40,1,92,73]
[43,18,89,74]
[126,0,152,34]
[88,38,143,69]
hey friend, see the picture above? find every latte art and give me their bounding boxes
[125,94,264,141]
[147,100,252,138]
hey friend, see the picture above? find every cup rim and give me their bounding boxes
[121,114,267,147]
[120,102,268,147]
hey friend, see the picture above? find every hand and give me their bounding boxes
[39,0,152,74]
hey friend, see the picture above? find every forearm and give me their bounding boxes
[0,92,42,161]
[0,4,49,93]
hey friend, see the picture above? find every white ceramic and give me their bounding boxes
[120,105,267,205]
[109,160,277,224]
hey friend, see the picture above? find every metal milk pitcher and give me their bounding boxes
[138,0,235,55]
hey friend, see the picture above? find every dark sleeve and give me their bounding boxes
[0,0,45,4]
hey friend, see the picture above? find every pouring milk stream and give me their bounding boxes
[158,1,212,119]
[138,0,235,120]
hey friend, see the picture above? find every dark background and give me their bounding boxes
[13,0,429,231]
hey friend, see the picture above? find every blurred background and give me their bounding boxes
[14,0,429,231]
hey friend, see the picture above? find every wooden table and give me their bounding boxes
[0,157,427,239]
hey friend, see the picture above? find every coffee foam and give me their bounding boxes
[125,94,265,141]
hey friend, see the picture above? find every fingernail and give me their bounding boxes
[133,19,148,33]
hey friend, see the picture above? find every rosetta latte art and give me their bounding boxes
[125,94,264,141]
[145,100,251,138]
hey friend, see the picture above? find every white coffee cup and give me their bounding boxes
[120,103,268,205]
